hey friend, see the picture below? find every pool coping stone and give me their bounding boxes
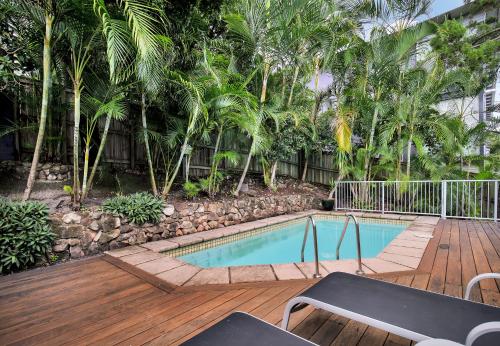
[105,211,438,287]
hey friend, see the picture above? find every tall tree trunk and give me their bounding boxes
[81,115,111,201]
[301,158,308,181]
[142,92,158,195]
[269,160,278,189]
[234,62,270,196]
[185,154,191,182]
[72,84,81,207]
[209,127,223,195]
[23,15,53,201]
[363,99,380,181]
[287,65,300,108]
[81,138,90,198]
[280,72,286,104]
[406,131,413,178]
[162,137,189,198]
[235,141,254,196]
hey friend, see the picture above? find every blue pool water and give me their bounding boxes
[179,219,406,268]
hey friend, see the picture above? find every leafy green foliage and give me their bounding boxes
[183,181,201,199]
[0,199,55,274]
[102,193,164,225]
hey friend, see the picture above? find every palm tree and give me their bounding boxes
[93,0,169,197]
[80,78,127,201]
[8,0,70,200]
[225,0,282,196]
[66,11,100,206]
[161,69,207,197]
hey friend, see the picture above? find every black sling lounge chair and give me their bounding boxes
[282,272,500,346]
[181,312,500,346]
[181,311,315,346]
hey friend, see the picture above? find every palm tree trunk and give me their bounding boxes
[269,160,278,189]
[185,154,191,182]
[72,84,81,207]
[81,115,111,201]
[287,65,300,108]
[142,92,158,195]
[363,103,379,181]
[162,137,189,198]
[406,132,413,178]
[81,138,90,198]
[234,62,270,196]
[301,157,308,181]
[23,15,53,201]
[209,127,223,195]
[234,141,254,196]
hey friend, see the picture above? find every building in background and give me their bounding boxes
[423,1,499,156]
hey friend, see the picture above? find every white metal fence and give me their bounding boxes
[334,180,499,221]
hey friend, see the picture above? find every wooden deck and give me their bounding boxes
[0,219,499,345]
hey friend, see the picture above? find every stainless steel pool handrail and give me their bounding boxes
[336,214,365,275]
[300,215,321,278]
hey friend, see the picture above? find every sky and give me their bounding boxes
[308,0,467,91]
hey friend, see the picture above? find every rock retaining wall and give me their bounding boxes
[50,194,319,259]
[0,161,71,181]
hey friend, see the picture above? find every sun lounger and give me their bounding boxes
[282,272,500,346]
[415,322,500,345]
[181,311,315,346]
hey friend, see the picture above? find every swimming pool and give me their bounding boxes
[179,219,406,268]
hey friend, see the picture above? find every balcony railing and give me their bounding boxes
[334,180,499,221]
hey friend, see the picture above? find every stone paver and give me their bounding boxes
[105,245,147,258]
[119,251,163,265]
[391,239,428,249]
[222,227,246,237]
[136,256,184,275]
[382,245,424,258]
[199,229,226,241]
[415,216,440,225]
[362,258,413,273]
[271,263,306,280]
[411,232,433,239]
[396,232,430,242]
[170,235,203,247]
[184,267,230,286]
[230,265,276,283]
[320,259,374,274]
[381,214,401,220]
[407,225,435,233]
[156,264,201,286]
[361,213,383,219]
[295,262,329,279]
[378,252,421,269]
[140,239,179,252]
[399,215,418,221]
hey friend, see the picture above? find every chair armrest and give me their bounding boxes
[414,322,500,346]
[415,339,462,346]
[464,273,500,300]
[465,321,500,346]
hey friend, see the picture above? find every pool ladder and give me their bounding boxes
[300,214,365,278]
[300,215,322,278]
[336,214,365,275]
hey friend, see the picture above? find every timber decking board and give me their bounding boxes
[0,219,499,346]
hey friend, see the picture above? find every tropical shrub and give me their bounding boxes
[102,193,164,225]
[183,181,201,199]
[0,199,55,274]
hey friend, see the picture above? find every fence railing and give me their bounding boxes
[334,180,499,221]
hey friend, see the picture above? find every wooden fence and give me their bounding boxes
[1,90,337,186]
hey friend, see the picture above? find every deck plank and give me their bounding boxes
[0,219,499,346]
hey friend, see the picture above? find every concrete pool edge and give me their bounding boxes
[104,211,439,287]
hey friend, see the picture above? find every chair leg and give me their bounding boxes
[281,299,303,330]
